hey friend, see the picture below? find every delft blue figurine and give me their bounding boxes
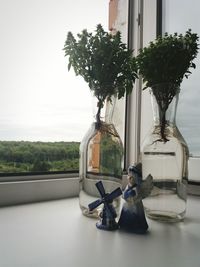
[118,164,153,234]
[88,181,122,231]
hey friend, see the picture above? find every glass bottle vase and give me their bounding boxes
[79,98,123,218]
[141,85,189,222]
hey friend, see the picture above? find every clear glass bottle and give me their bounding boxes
[79,97,123,217]
[142,86,189,222]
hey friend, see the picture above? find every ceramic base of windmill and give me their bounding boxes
[96,221,119,231]
[96,205,119,231]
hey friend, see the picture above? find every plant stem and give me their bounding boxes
[95,98,104,130]
[96,105,101,129]
[160,111,168,142]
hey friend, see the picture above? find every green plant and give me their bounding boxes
[63,24,137,125]
[136,29,199,142]
[136,29,199,89]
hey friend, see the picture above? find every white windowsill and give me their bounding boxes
[0,196,199,267]
[0,174,79,206]
[0,172,199,207]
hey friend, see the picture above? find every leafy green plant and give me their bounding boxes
[136,29,199,89]
[136,29,199,142]
[63,24,137,125]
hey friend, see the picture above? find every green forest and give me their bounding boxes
[0,141,80,174]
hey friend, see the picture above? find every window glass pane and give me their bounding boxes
[163,0,200,157]
[0,0,108,173]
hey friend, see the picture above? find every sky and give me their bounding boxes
[0,0,109,142]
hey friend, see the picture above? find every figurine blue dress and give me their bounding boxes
[118,164,153,234]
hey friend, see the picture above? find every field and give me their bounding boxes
[0,141,80,174]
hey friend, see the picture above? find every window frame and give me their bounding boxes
[0,0,199,207]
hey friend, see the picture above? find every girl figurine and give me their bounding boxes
[118,164,153,234]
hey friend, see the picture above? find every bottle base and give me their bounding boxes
[143,181,187,223]
[80,204,100,218]
[145,209,185,222]
[79,189,102,218]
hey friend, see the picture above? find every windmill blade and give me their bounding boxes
[106,187,122,202]
[88,198,103,211]
[95,181,106,198]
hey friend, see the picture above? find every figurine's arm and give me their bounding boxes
[123,186,138,203]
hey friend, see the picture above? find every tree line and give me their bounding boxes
[0,141,80,173]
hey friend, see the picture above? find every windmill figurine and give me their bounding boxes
[88,181,122,231]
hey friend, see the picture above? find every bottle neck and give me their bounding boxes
[150,87,179,127]
[92,95,116,125]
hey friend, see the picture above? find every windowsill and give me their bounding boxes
[0,196,199,267]
[0,174,79,206]
[0,172,199,207]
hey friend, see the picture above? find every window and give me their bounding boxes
[162,0,200,186]
[0,0,108,174]
[162,0,200,158]
[1,0,199,206]
[126,0,200,193]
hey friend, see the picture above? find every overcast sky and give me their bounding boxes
[0,0,108,142]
